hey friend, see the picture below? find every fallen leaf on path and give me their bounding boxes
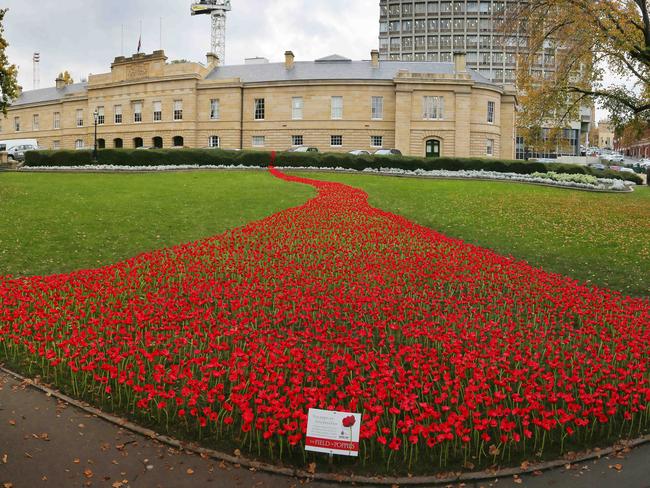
[3,483,13,488]
[1,454,7,464]
[186,468,194,475]
[307,462,317,474]
[112,482,123,488]
[24,452,32,459]
[8,420,15,426]
[73,458,80,464]
[84,468,94,478]
[609,464,623,471]
[234,449,241,457]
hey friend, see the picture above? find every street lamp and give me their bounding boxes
[93,108,99,163]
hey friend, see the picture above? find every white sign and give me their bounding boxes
[305,408,362,457]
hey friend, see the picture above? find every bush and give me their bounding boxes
[23,148,643,184]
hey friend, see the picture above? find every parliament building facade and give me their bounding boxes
[2,50,517,159]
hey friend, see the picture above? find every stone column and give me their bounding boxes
[454,87,471,158]
[394,84,413,156]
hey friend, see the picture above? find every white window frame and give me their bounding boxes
[330,135,343,147]
[371,96,384,120]
[210,99,220,120]
[153,101,162,122]
[291,135,304,146]
[52,140,61,150]
[114,105,123,124]
[331,96,343,120]
[173,100,183,121]
[292,97,303,120]
[423,96,444,120]
[53,111,61,129]
[133,102,143,123]
[14,117,20,132]
[252,135,265,147]
[209,135,220,148]
[486,138,494,156]
[75,139,84,149]
[76,109,84,127]
[97,106,105,125]
[370,135,383,148]
[487,101,495,124]
[33,114,39,131]
[254,98,265,120]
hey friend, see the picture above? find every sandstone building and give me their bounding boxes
[1,50,517,159]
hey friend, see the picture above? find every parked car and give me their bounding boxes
[603,153,624,163]
[287,146,319,153]
[618,167,636,174]
[589,163,606,171]
[348,150,370,156]
[373,148,402,156]
[8,144,38,162]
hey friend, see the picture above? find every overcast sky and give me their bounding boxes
[3,0,379,88]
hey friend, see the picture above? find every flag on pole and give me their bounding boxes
[137,35,142,53]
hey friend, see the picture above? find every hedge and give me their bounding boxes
[24,149,643,185]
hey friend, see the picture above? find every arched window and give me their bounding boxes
[425,139,441,158]
[173,136,184,147]
[133,137,144,148]
[114,138,123,149]
[97,138,106,149]
[152,136,163,149]
[208,135,220,148]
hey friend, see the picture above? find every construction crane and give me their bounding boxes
[191,0,232,64]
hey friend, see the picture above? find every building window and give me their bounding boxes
[291,135,303,146]
[14,117,20,132]
[33,114,39,131]
[75,139,84,149]
[331,96,343,120]
[252,135,265,147]
[153,101,162,122]
[487,101,495,123]
[133,137,144,148]
[133,102,143,123]
[209,135,220,148]
[173,136,184,147]
[371,96,384,120]
[210,99,220,120]
[423,96,444,120]
[53,112,61,129]
[292,97,303,120]
[486,138,494,156]
[97,138,106,149]
[96,106,105,125]
[371,135,383,148]
[173,100,183,121]
[330,135,343,147]
[53,140,60,150]
[114,105,122,124]
[76,109,84,127]
[114,138,123,149]
[254,98,265,120]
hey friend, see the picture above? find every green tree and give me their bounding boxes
[0,8,18,116]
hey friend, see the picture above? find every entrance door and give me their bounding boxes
[426,139,440,158]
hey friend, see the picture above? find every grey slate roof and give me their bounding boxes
[11,82,88,107]
[206,59,494,85]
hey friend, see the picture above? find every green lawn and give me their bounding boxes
[2,170,648,297]
[0,171,314,277]
[298,172,650,297]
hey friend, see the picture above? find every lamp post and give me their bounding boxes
[93,109,99,163]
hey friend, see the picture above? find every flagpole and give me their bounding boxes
[121,24,124,55]
[140,20,143,53]
[160,17,163,50]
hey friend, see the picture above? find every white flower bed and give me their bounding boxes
[20,164,634,192]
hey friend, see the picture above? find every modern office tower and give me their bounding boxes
[378,0,590,157]
[378,1,553,86]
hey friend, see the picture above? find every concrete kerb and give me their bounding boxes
[1,365,648,486]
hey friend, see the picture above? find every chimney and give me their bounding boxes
[284,50,295,70]
[371,49,380,68]
[206,52,220,67]
[55,76,65,89]
[454,52,467,74]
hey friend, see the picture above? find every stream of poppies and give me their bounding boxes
[1,167,648,471]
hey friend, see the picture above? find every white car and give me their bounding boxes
[349,150,370,156]
[618,167,636,174]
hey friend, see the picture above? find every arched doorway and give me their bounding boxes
[425,139,441,158]
[114,138,123,149]
[97,138,106,149]
[173,136,184,147]
[152,136,163,149]
[133,137,144,148]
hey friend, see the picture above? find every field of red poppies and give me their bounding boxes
[1,167,648,473]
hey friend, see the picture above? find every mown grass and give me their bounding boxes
[300,172,650,297]
[0,171,314,277]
